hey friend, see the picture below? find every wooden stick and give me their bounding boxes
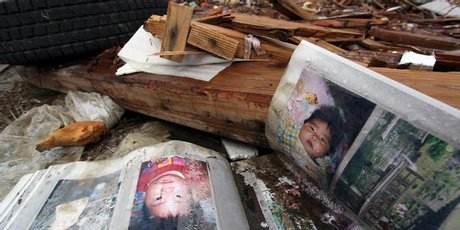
[228,14,364,42]
[160,2,194,62]
[152,50,206,56]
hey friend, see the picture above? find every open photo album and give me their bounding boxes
[1,41,459,229]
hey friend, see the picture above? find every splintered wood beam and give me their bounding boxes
[299,37,348,55]
[187,22,239,60]
[360,38,406,51]
[228,14,364,42]
[369,27,460,51]
[22,61,460,148]
[311,18,388,28]
[160,2,194,62]
[275,0,317,20]
[144,15,167,39]
[194,14,233,25]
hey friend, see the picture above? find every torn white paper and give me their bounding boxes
[116,27,232,81]
[398,51,436,69]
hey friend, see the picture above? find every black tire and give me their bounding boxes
[0,0,168,64]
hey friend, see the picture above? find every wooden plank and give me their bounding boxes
[21,59,288,148]
[369,27,460,51]
[275,0,317,20]
[299,37,348,55]
[160,2,194,62]
[360,38,407,51]
[228,14,364,42]
[143,15,167,39]
[370,68,460,109]
[144,18,294,63]
[22,60,460,149]
[311,18,388,28]
[187,22,239,60]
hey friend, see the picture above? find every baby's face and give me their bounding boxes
[145,174,193,218]
[299,119,332,158]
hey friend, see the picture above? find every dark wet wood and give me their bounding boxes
[22,60,287,147]
[22,45,460,149]
[369,27,460,50]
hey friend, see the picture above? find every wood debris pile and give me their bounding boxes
[146,0,460,71]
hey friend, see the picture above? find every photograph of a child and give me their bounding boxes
[129,156,216,230]
[277,67,375,186]
[30,172,121,230]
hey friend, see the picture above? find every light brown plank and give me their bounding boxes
[160,2,194,62]
[187,22,239,60]
[144,15,167,39]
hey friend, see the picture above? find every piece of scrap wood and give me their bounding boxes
[229,14,364,42]
[160,2,194,62]
[301,37,348,55]
[275,0,317,20]
[194,13,233,24]
[36,121,107,150]
[190,21,293,63]
[144,15,167,39]
[187,22,239,60]
[360,38,406,51]
[153,50,205,56]
[311,18,388,28]
[369,27,460,50]
[145,18,294,63]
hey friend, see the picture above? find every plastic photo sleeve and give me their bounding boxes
[129,156,216,229]
[30,172,121,229]
[273,66,375,186]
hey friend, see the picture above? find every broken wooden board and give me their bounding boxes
[369,27,460,50]
[275,0,317,20]
[144,19,294,63]
[143,15,166,39]
[228,14,364,42]
[21,60,287,148]
[311,18,388,28]
[187,22,239,61]
[22,59,460,148]
[160,2,194,62]
[370,68,460,108]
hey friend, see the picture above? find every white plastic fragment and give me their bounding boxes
[221,138,258,161]
[398,51,436,70]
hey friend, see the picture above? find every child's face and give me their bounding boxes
[145,173,193,218]
[299,118,332,158]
